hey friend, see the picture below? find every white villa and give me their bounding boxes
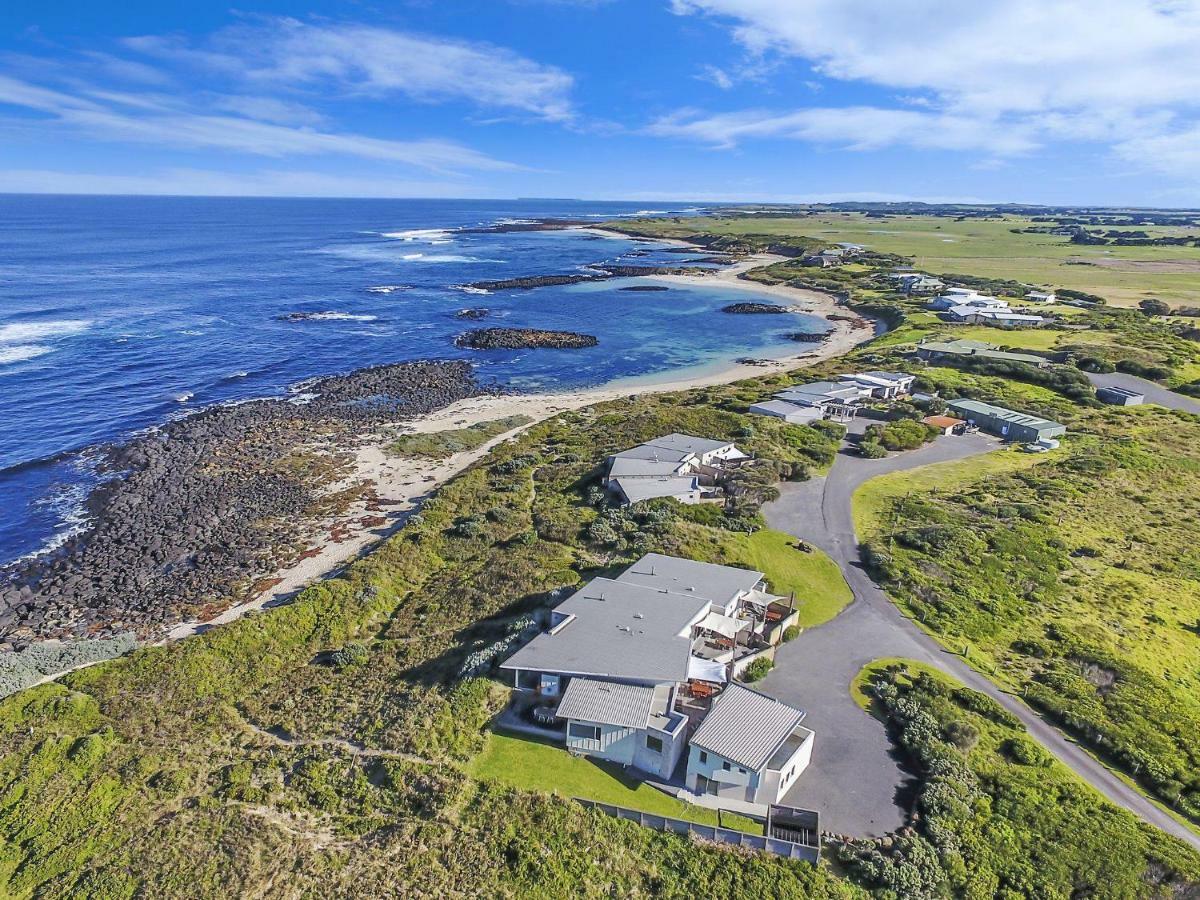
[604,434,748,506]
[500,554,806,789]
[751,371,915,423]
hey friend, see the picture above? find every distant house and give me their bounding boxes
[955,309,1046,327]
[929,290,1006,312]
[915,339,1050,368]
[747,399,824,424]
[947,399,1066,443]
[898,274,944,295]
[838,371,916,399]
[685,684,814,805]
[604,434,748,506]
[1025,290,1057,303]
[751,372,914,424]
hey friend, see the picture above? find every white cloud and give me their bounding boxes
[209,95,326,127]
[0,74,518,173]
[127,19,576,122]
[0,167,483,198]
[668,0,1200,174]
[649,106,1036,154]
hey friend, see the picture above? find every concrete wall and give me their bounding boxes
[566,717,685,780]
[761,729,815,805]
[566,720,638,766]
[685,743,760,803]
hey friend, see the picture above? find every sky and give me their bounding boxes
[1,0,1199,206]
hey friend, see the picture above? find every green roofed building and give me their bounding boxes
[916,339,1050,368]
[947,399,1066,443]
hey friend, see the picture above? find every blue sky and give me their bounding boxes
[2,0,1199,205]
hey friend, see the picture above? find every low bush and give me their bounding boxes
[740,657,774,682]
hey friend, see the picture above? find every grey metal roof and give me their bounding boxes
[775,382,860,405]
[750,399,819,419]
[643,433,733,455]
[689,684,806,772]
[500,577,709,683]
[607,457,688,479]
[617,553,763,610]
[556,678,656,729]
[947,399,1064,431]
[610,444,693,464]
[612,476,699,504]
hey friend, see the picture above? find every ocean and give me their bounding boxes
[0,195,828,566]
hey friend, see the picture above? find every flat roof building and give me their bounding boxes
[1096,385,1145,406]
[947,399,1066,443]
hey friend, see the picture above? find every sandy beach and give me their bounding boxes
[159,249,873,644]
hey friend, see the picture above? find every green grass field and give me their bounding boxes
[676,527,853,628]
[468,732,762,833]
[626,213,1200,308]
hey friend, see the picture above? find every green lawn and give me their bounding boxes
[851,445,1065,540]
[467,732,762,833]
[679,528,854,628]
[619,213,1200,308]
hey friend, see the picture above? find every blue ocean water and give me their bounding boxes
[0,196,827,565]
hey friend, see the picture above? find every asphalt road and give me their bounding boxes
[1086,371,1200,415]
[760,432,1200,850]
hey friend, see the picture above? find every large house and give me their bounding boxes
[928,289,1006,312]
[750,371,915,423]
[891,272,944,295]
[604,434,748,506]
[915,339,1050,368]
[500,554,805,787]
[954,308,1046,327]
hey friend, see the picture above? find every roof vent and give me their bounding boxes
[633,612,644,619]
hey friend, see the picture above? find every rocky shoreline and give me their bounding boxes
[0,360,482,647]
[464,263,714,292]
[456,328,598,350]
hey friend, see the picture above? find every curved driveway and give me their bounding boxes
[760,431,1200,850]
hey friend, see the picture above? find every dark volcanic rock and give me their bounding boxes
[618,285,670,292]
[466,274,597,291]
[722,302,790,314]
[465,264,714,293]
[455,307,491,319]
[786,331,829,343]
[456,328,598,350]
[0,360,482,642]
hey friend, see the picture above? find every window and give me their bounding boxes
[737,767,745,774]
[646,735,663,754]
[698,750,708,764]
[721,761,731,771]
[568,723,600,742]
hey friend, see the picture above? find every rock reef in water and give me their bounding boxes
[455,328,598,350]
[619,285,670,292]
[722,302,791,314]
[786,331,829,343]
[454,308,491,319]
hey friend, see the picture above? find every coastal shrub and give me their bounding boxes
[809,419,847,441]
[858,437,887,458]
[842,663,1200,899]
[782,625,800,642]
[0,634,137,700]
[389,415,534,459]
[1003,737,1050,767]
[330,642,370,670]
[740,657,774,683]
[1116,359,1171,381]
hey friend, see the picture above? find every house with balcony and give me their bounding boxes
[498,554,800,784]
[603,434,749,507]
